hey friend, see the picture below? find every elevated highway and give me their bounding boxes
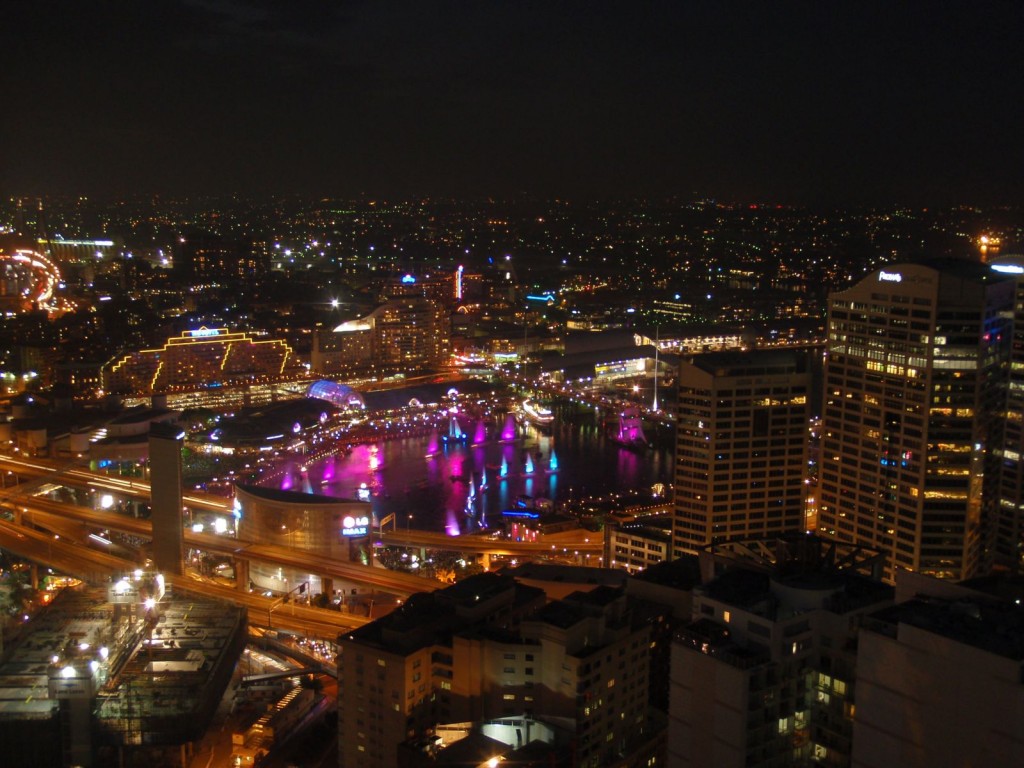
[376,527,603,556]
[0,517,370,637]
[0,454,232,513]
[4,494,439,597]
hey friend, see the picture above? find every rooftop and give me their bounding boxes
[235,482,360,506]
[865,597,1024,661]
[689,347,809,376]
[0,582,245,745]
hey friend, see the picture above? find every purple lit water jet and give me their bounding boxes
[445,508,461,536]
[501,413,517,442]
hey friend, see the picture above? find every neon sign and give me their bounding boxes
[189,327,222,338]
[342,515,370,537]
[878,271,902,283]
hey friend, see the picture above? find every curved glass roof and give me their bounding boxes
[306,380,366,409]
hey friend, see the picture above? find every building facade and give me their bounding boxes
[312,298,451,377]
[818,261,1015,581]
[103,327,303,396]
[673,350,811,557]
[174,233,266,284]
[338,574,664,768]
[668,536,892,768]
[989,256,1024,572]
[609,515,673,573]
[853,594,1024,768]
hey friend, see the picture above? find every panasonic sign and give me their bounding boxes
[878,271,903,283]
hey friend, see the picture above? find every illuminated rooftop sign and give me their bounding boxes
[878,271,903,283]
[189,327,222,338]
[401,274,417,284]
[991,263,1024,275]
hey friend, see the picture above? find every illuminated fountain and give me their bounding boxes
[425,431,440,457]
[548,449,559,472]
[524,453,535,475]
[442,410,468,445]
[463,483,478,519]
[445,508,461,536]
[472,420,487,446]
[500,413,517,442]
[499,456,509,478]
[320,455,336,485]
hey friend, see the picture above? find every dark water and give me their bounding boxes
[272,404,674,535]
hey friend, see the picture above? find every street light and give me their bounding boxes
[267,581,308,633]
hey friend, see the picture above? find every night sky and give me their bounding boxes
[3,1,1022,204]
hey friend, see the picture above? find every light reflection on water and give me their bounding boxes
[270,411,673,535]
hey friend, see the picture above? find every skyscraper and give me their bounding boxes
[673,350,811,557]
[311,296,451,377]
[338,574,664,768]
[668,535,891,768]
[818,261,1014,581]
[989,256,1024,572]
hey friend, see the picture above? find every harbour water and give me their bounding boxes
[269,404,674,535]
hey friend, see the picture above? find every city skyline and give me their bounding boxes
[3,2,1023,205]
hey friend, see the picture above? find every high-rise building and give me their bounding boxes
[668,535,891,768]
[819,261,1015,581]
[375,297,450,371]
[852,579,1024,768]
[673,349,811,557]
[380,271,455,307]
[669,538,1023,768]
[989,256,1024,572]
[174,232,265,284]
[338,573,664,768]
[312,297,451,377]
